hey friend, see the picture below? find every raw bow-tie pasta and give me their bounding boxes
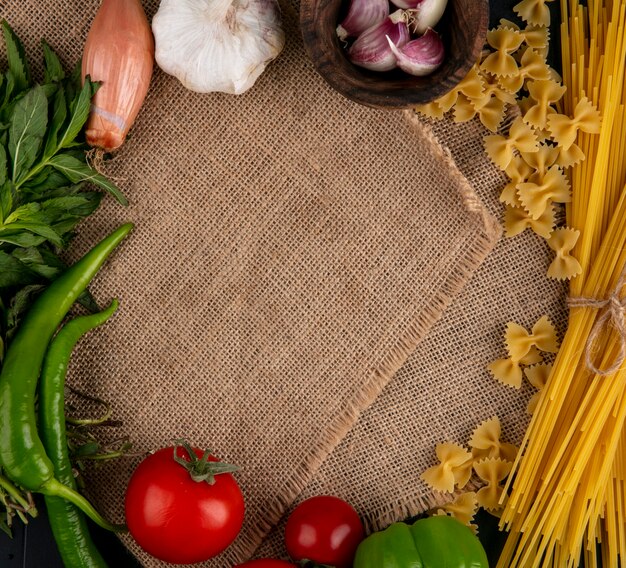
[547,227,583,279]
[421,443,473,493]
[488,344,543,389]
[474,458,514,511]
[520,144,560,177]
[548,97,602,150]
[517,165,571,220]
[524,79,567,129]
[505,315,559,359]
[499,48,551,93]
[499,20,550,54]
[524,362,553,414]
[501,156,534,206]
[556,141,585,169]
[435,492,479,526]
[469,417,519,462]
[488,316,557,388]
[485,117,539,170]
[513,0,556,27]
[504,203,555,239]
[467,76,518,132]
[481,28,525,77]
[414,101,446,119]
[437,64,485,112]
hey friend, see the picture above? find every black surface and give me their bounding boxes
[0,0,560,566]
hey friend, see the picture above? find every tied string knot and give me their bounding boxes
[568,270,626,376]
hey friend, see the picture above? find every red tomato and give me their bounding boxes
[125,443,245,564]
[284,495,364,568]
[234,560,296,567]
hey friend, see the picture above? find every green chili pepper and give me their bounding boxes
[353,516,489,568]
[40,302,119,568]
[0,223,133,532]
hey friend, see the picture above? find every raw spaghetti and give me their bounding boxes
[498,0,626,566]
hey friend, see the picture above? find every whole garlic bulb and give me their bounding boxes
[152,0,285,95]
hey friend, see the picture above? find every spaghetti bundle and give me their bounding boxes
[498,1,626,566]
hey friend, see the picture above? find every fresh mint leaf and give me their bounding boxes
[4,202,41,224]
[12,247,61,280]
[1,71,15,111]
[0,250,34,288]
[0,181,11,222]
[0,221,62,247]
[63,60,83,104]
[42,193,101,220]
[0,144,6,186]
[7,194,101,233]
[0,229,45,247]
[48,153,128,205]
[9,85,48,184]
[1,20,30,93]
[44,85,67,158]
[57,80,93,151]
[42,40,65,83]
[21,167,67,194]
[5,284,45,340]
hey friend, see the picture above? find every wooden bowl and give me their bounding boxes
[300,0,489,109]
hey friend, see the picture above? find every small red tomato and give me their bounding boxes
[235,560,297,567]
[125,441,244,564]
[285,495,364,568]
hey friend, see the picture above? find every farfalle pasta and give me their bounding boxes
[505,315,559,359]
[547,227,583,279]
[435,492,479,526]
[437,64,485,112]
[488,344,542,389]
[555,141,585,168]
[520,144,560,176]
[524,362,552,414]
[548,97,602,150]
[421,442,473,493]
[488,316,557,388]
[499,20,550,54]
[485,117,539,170]
[481,28,525,77]
[504,203,555,239]
[469,417,519,462]
[513,0,556,27]
[474,458,514,511]
[501,156,534,206]
[498,48,551,93]
[524,79,567,128]
[517,165,571,219]
[413,0,587,275]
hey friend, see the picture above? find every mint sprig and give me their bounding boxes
[0,21,128,366]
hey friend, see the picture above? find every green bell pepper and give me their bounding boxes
[353,516,489,568]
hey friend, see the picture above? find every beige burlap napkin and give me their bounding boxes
[1,0,501,565]
[255,114,568,559]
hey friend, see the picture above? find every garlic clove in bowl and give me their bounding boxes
[152,0,285,95]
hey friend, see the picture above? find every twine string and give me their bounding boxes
[568,266,626,376]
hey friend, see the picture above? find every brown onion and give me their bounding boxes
[82,0,154,151]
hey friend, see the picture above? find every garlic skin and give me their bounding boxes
[348,12,410,72]
[152,0,285,95]
[387,28,444,76]
[336,0,389,42]
[82,0,154,151]
[389,0,448,35]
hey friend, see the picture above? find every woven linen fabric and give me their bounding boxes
[255,114,568,559]
[1,0,501,565]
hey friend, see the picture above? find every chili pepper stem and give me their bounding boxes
[0,474,37,516]
[40,477,126,532]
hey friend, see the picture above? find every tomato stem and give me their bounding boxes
[172,439,239,484]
